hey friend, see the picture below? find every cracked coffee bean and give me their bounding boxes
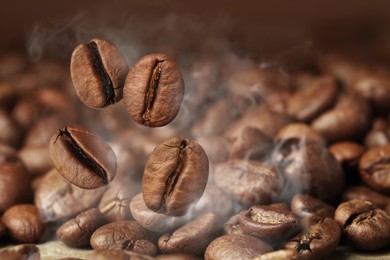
[359,144,390,192]
[70,38,128,109]
[142,137,209,216]
[123,53,184,127]
[0,244,40,260]
[49,124,117,189]
[238,205,299,241]
[158,213,221,255]
[56,208,107,248]
[284,218,341,260]
[335,199,390,250]
[2,204,44,243]
[205,234,273,260]
[90,220,150,251]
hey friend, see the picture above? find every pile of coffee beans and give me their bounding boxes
[1,34,390,260]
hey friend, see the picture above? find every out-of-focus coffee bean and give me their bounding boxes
[335,199,390,250]
[0,220,6,239]
[359,144,390,192]
[19,146,52,176]
[142,137,208,216]
[341,185,390,208]
[87,249,155,260]
[0,244,40,260]
[157,253,202,260]
[0,144,21,165]
[49,124,117,189]
[274,123,326,147]
[124,53,184,127]
[2,204,44,243]
[0,109,22,148]
[0,163,32,213]
[364,118,390,148]
[290,194,335,221]
[251,249,299,260]
[24,116,64,147]
[329,141,365,166]
[205,234,273,260]
[196,136,230,165]
[71,38,128,109]
[284,218,341,260]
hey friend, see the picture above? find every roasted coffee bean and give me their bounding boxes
[2,204,44,243]
[157,254,202,260]
[158,213,220,255]
[196,136,230,164]
[335,199,390,250]
[90,220,149,250]
[341,185,390,208]
[131,240,158,256]
[0,244,40,260]
[0,109,22,148]
[130,193,187,233]
[71,38,128,109]
[56,208,107,248]
[269,202,290,211]
[214,160,282,206]
[284,218,341,260]
[312,93,372,142]
[0,144,20,164]
[238,205,299,241]
[19,146,52,176]
[329,142,365,166]
[287,76,337,122]
[274,123,326,147]
[49,124,117,189]
[87,250,155,260]
[364,118,390,148]
[359,144,390,192]
[191,183,234,221]
[0,163,32,213]
[142,137,208,216]
[205,234,272,260]
[290,194,335,221]
[228,127,273,161]
[251,249,299,260]
[223,213,245,235]
[123,53,184,127]
[35,168,106,222]
[273,143,344,202]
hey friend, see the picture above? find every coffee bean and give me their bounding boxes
[87,249,155,260]
[205,234,272,260]
[49,124,117,189]
[123,53,184,127]
[19,146,52,176]
[364,118,390,148]
[56,208,107,248]
[0,144,21,165]
[287,76,338,122]
[290,194,335,222]
[196,136,230,164]
[0,163,32,213]
[335,199,390,250]
[238,205,299,241]
[274,123,326,147]
[35,168,106,222]
[157,254,202,260]
[90,220,149,250]
[0,108,22,148]
[251,249,298,260]
[131,240,158,256]
[284,218,341,260]
[359,144,390,192]
[0,221,6,239]
[71,38,128,109]
[223,213,245,236]
[142,137,208,216]
[341,185,390,208]
[0,244,40,260]
[214,160,282,206]
[329,142,365,166]
[130,193,187,233]
[158,213,221,255]
[2,204,44,243]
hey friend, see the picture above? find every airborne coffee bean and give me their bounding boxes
[56,208,107,248]
[123,53,184,127]
[142,137,209,216]
[71,38,128,109]
[49,124,117,189]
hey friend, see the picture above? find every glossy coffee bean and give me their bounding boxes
[335,199,390,250]
[49,124,117,189]
[71,38,128,109]
[158,213,221,255]
[238,205,299,241]
[123,53,184,127]
[284,218,341,260]
[359,144,390,192]
[205,234,272,260]
[142,137,208,216]
[90,220,149,250]
[341,185,390,208]
[130,193,187,233]
[35,168,106,222]
[214,160,282,206]
[0,244,40,260]
[287,76,337,122]
[290,194,335,221]
[2,204,44,243]
[0,163,32,213]
[56,208,107,248]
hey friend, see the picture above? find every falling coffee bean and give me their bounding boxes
[49,124,117,189]
[142,137,209,216]
[70,38,128,109]
[123,53,184,127]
